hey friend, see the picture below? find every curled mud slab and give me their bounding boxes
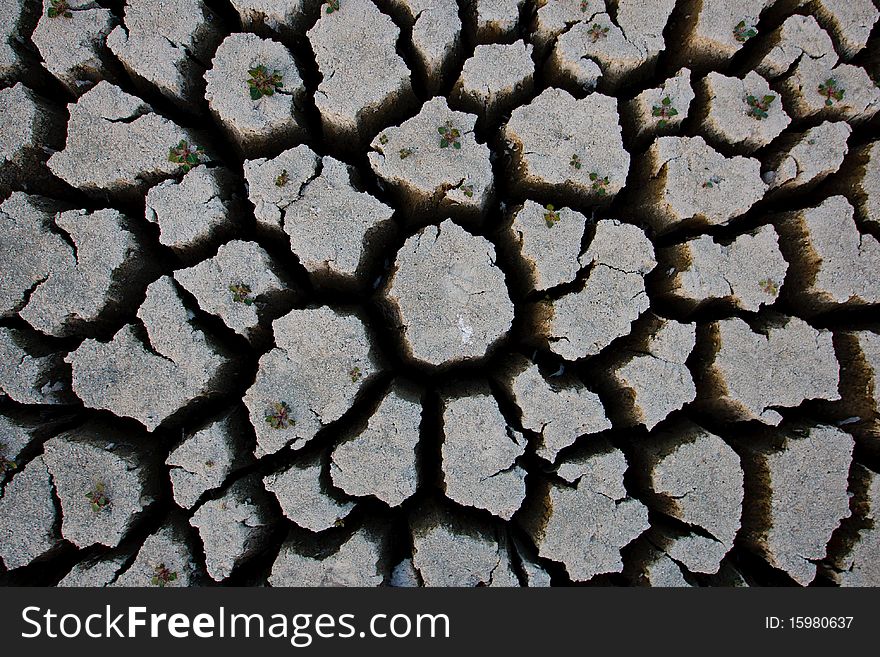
[2,0,880,587]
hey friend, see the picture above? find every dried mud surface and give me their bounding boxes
[1,0,879,587]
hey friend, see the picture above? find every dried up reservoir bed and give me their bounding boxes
[1,0,880,587]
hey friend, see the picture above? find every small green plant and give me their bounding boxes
[0,456,15,474]
[587,23,609,43]
[349,366,362,383]
[265,401,294,430]
[461,184,474,198]
[0,442,15,475]
[818,78,845,106]
[652,96,679,128]
[580,0,589,12]
[247,65,283,100]
[438,122,462,149]
[275,169,289,187]
[543,204,561,228]
[589,171,609,196]
[85,482,110,513]
[759,278,779,296]
[378,133,389,145]
[168,140,204,173]
[47,0,72,18]
[746,94,776,119]
[325,0,340,13]
[570,154,582,170]
[733,20,757,43]
[229,282,254,305]
[151,563,178,587]
[702,175,722,188]
[399,147,414,159]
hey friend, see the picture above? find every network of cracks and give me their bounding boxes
[1,0,880,587]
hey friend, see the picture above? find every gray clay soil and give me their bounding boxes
[1,0,879,588]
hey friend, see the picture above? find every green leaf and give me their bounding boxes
[662,96,671,106]
[438,127,445,134]
[589,172,597,181]
[186,153,199,165]
[453,141,461,149]
[250,87,262,100]
[668,108,678,116]
[440,139,448,148]
[658,119,667,128]
[763,95,775,104]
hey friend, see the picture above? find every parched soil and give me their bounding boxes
[1,0,879,588]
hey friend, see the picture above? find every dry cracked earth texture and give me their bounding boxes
[0,0,879,588]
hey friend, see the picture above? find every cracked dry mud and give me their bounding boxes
[0,0,879,588]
